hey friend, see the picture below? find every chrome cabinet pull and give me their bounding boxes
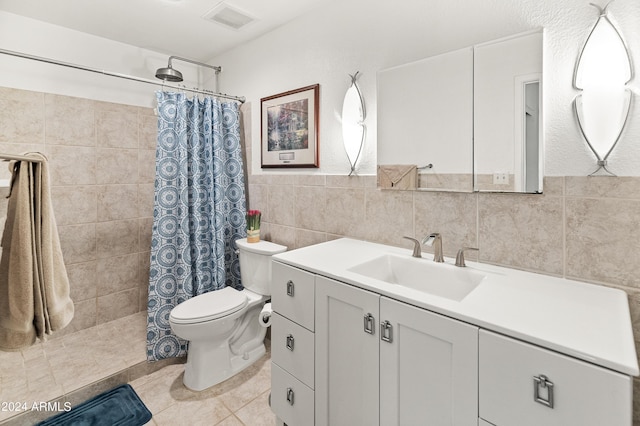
[286,334,295,351]
[286,280,295,296]
[286,387,295,405]
[363,313,375,334]
[380,320,393,343]
[533,374,554,408]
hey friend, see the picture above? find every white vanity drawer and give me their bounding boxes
[479,330,632,426]
[271,313,315,388]
[271,363,314,426]
[272,261,315,331]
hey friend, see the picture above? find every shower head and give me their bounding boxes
[155,56,222,83]
[155,65,183,82]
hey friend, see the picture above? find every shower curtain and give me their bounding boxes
[147,92,247,361]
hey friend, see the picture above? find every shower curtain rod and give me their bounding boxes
[0,47,245,103]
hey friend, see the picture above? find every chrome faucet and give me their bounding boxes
[422,233,444,262]
[455,247,479,267]
[403,236,422,258]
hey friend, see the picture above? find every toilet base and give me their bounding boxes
[183,340,266,391]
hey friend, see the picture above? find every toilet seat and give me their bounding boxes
[170,287,248,324]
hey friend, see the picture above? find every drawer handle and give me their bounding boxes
[364,313,375,335]
[380,320,393,343]
[286,387,295,406]
[286,280,295,297]
[286,334,295,351]
[533,374,554,409]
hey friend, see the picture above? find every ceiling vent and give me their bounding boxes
[202,2,256,30]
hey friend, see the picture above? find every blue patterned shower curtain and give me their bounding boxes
[147,92,247,361]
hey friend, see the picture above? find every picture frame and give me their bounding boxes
[261,84,320,168]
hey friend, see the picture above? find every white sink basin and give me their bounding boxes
[348,254,485,301]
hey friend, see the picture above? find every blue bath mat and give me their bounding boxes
[36,384,151,426]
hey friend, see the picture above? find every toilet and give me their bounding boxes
[169,238,286,391]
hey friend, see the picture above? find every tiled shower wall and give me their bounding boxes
[0,87,155,335]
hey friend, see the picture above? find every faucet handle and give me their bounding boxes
[402,236,422,258]
[455,247,479,267]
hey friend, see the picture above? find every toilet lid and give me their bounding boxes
[170,287,248,324]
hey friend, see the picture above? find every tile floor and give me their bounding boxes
[0,312,275,425]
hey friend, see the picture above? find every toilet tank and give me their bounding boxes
[236,238,287,295]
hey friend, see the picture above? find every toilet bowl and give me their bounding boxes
[169,238,286,391]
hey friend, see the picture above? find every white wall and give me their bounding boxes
[212,0,640,177]
[0,11,204,108]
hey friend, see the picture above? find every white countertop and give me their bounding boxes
[273,238,639,376]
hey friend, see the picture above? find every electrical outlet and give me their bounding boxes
[493,172,509,185]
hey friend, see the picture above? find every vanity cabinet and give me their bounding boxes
[379,297,478,425]
[315,275,478,426]
[270,239,637,426]
[479,330,632,426]
[271,262,316,426]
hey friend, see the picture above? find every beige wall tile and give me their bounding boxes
[97,254,139,296]
[566,176,640,199]
[247,183,268,217]
[96,148,138,184]
[295,229,327,249]
[138,183,155,218]
[138,149,156,184]
[296,174,326,186]
[414,191,477,258]
[138,111,158,151]
[566,197,640,287]
[0,92,44,144]
[58,223,96,264]
[96,102,138,149]
[97,184,139,221]
[139,217,153,253]
[325,187,367,239]
[295,185,326,231]
[96,219,139,259]
[66,261,97,302]
[44,94,95,146]
[327,174,372,188]
[266,223,295,249]
[46,145,96,186]
[51,185,97,226]
[478,193,563,275]
[364,188,414,246]
[268,184,294,226]
[97,288,139,324]
[62,299,97,335]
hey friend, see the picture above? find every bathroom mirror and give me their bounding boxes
[377,29,543,193]
[474,30,543,192]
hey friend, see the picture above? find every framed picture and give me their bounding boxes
[261,84,319,168]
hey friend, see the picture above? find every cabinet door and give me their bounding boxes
[380,297,479,426]
[315,276,380,426]
[479,330,632,426]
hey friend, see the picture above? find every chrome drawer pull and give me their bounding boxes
[286,280,295,296]
[286,387,295,405]
[380,320,393,343]
[364,313,375,335]
[533,374,554,408]
[286,334,295,351]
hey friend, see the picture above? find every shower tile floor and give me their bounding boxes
[0,312,275,425]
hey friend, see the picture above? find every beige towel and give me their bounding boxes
[0,153,73,350]
[377,165,418,190]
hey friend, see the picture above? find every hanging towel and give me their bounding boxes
[0,153,73,350]
[377,164,418,190]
